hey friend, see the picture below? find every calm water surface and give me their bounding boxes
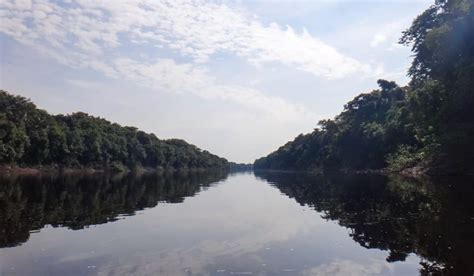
[0,171,473,275]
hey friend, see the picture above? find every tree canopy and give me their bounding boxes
[255,0,474,174]
[0,91,228,171]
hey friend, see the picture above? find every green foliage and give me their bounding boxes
[228,162,253,171]
[256,0,474,174]
[401,0,474,173]
[0,90,228,170]
[386,145,424,171]
[255,80,417,171]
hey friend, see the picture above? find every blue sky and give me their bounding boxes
[0,0,432,163]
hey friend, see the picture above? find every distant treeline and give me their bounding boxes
[228,162,253,171]
[255,0,474,174]
[0,91,228,171]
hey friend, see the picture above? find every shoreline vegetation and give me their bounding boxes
[0,163,253,175]
[0,90,251,173]
[254,0,474,176]
[0,165,229,175]
[0,163,451,180]
[2,1,472,177]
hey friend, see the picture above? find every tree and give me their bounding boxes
[0,90,229,170]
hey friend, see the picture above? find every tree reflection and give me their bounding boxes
[0,170,227,248]
[255,171,474,276]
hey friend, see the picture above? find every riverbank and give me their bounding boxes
[0,165,230,175]
[0,165,103,175]
[254,164,473,179]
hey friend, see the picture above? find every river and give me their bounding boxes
[0,171,472,275]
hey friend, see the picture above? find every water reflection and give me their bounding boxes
[0,171,227,248]
[0,171,473,275]
[255,171,474,275]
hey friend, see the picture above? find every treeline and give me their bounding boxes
[255,0,474,174]
[0,91,228,170]
[228,162,253,171]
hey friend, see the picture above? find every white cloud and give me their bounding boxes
[370,34,387,48]
[370,20,409,49]
[112,58,313,122]
[1,0,373,79]
[0,0,337,122]
[65,78,103,90]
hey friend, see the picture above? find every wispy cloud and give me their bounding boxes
[65,78,103,90]
[3,0,354,121]
[0,0,433,162]
[112,58,312,122]
[369,19,409,49]
[1,0,375,78]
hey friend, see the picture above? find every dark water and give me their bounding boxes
[0,171,473,275]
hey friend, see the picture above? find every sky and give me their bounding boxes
[0,0,432,163]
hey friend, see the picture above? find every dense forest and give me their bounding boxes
[228,162,253,171]
[254,0,474,174]
[0,91,228,171]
